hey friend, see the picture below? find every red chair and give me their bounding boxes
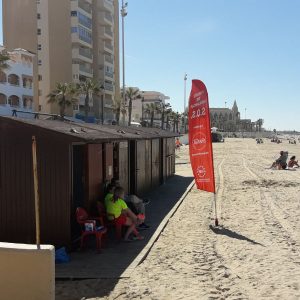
[97,202,123,241]
[76,207,107,252]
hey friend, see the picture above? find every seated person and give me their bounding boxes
[105,186,144,242]
[104,183,115,207]
[111,178,150,230]
[288,156,299,168]
[270,151,288,169]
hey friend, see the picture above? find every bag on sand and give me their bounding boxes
[55,247,70,264]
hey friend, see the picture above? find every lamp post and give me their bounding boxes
[121,0,128,125]
[100,84,105,124]
[183,73,187,133]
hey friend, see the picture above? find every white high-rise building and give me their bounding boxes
[0,47,35,116]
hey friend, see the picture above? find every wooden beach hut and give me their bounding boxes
[0,116,177,247]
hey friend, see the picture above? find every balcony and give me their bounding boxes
[105,71,114,79]
[98,0,113,12]
[105,54,113,64]
[104,82,114,92]
[78,0,92,14]
[79,48,93,59]
[104,42,113,53]
[79,64,93,75]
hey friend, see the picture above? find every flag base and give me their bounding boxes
[214,218,219,227]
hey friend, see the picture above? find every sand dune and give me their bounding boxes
[57,138,300,300]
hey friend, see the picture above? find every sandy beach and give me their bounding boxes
[56,138,300,300]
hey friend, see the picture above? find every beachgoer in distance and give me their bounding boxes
[288,156,299,168]
[105,186,144,242]
[270,151,288,169]
[175,137,182,150]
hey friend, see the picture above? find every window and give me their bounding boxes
[38,60,42,66]
[38,75,42,81]
[37,44,42,50]
[37,13,41,19]
[37,28,41,35]
[78,12,92,29]
[71,27,78,33]
[71,11,77,17]
[38,90,42,96]
[78,26,92,44]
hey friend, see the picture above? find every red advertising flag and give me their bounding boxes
[188,79,216,193]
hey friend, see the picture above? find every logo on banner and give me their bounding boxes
[192,131,207,151]
[196,165,206,178]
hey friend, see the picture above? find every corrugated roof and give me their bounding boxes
[0,116,178,143]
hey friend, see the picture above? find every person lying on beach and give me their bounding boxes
[288,156,299,168]
[270,151,288,169]
[105,186,144,242]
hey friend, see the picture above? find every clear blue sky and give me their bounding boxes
[1,0,300,130]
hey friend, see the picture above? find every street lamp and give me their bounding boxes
[121,0,128,125]
[183,73,187,133]
[100,84,105,124]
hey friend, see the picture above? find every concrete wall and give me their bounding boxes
[0,242,55,300]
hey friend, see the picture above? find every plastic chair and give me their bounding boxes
[76,207,107,252]
[97,202,123,241]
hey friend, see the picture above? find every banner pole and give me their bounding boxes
[214,192,219,226]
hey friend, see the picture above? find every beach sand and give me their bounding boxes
[56,138,300,300]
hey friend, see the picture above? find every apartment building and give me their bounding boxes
[3,0,120,122]
[0,47,35,116]
[131,90,170,127]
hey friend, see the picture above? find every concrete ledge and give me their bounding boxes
[0,242,55,300]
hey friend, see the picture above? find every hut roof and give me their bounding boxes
[0,116,179,143]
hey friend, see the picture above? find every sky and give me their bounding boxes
[1,0,300,130]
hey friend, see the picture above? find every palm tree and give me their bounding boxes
[0,49,10,72]
[47,83,78,119]
[170,111,181,132]
[125,87,141,126]
[77,79,103,123]
[158,103,171,129]
[112,98,126,125]
[164,107,173,130]
[145,103,160,127]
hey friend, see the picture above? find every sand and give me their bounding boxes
[56,138,300,300]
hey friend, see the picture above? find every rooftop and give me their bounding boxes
[0,116,178,143]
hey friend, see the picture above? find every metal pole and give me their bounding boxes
[121,0,127,125]
[214,193,219,226]
[32,136,41,249]
[183,73,187,133]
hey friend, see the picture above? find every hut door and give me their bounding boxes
[129,141,136,194]
[136,140,146,196]
[71,145,85,241]
[151,139,160,187]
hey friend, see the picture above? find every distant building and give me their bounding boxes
[210,101,263,132]
[131,90,170,127]
[2,0,120,122]
[0,47,35,116]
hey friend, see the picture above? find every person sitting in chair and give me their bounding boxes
[105,186,144,242]
[288,156,299,168]
[111,178,150,230]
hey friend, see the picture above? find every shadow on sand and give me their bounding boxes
[209,225,264,246]
[55,175,194,299]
